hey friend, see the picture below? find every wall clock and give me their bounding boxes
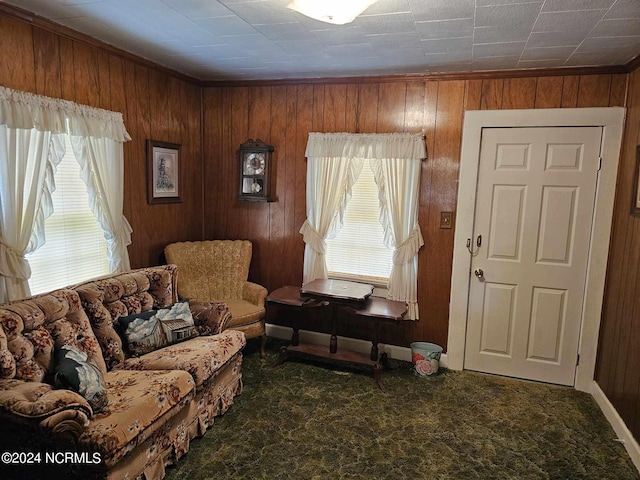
[239,139,274,202]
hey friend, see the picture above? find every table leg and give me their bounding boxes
[329,303,338,354]
[370,321,380,361]
[291,326,299,346]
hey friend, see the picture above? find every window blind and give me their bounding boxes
[26,136,109,295]
[325,160,393,285]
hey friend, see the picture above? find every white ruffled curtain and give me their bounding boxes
[299,154,363,283]
[0,86,131,303]
[300,132,426,319]
[370,157,423,319]
[70,135,132,273]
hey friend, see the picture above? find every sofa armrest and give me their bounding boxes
[0,379,91,442]
[243,282,268,308]
[189,301,233,335]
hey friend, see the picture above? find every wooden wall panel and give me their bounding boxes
[596,67,640,441]
[0,15,204,270]
[0,16,36,91]
[203,72,617,351]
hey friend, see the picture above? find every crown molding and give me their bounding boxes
[201,64,630,88]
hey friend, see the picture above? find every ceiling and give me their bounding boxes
[4,0,640,82]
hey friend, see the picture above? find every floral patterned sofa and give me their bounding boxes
[0,265,246,480]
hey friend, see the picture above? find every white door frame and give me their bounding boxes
[448,107,625,392]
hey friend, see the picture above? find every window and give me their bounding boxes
[325,160,393,285]
[26,135,109,294]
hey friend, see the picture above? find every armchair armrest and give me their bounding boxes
[189,301,233,335]
[243,282,268,308]
[0,378,91,443]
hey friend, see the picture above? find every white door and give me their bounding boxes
[464,126,603,386]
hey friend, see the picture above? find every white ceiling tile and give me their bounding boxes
[520,45,577,60]
[474,42,526,57]
[196,16,256,36]
[416,18,474,40]
[363,0,411,16]
[311,27,368,46]
[354,12,417,35]
[590,18,640,36]
[409,0,475,22]
[472,56,520,69]
[252,22,310,41]
[474,26,531,43]
[420,36,473,54]
[526,30,587,47]
[161,0,234,19]
[226,0,300,24]
[424,51,473,64]
[605,0,640,19]
[166,27,226,47]
[366,32,422,49]
[533,9,606,32]
[475,3,542,28]
[577,35,640,51]
[541,0,615,12]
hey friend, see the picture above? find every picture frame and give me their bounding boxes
[633,145,640,216]
[147,140,181,204]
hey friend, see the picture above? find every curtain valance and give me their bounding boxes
[0,86,131,142]
[305,132,426,160]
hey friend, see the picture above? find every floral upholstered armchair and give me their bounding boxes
[165,240,267,358]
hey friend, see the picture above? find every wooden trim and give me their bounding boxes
[591,382,640,473]
[0,2,202,86]
[203,66,629,88]
[626,54,640,74]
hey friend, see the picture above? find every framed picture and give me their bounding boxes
[147,140,181,204]
[633,145,640,216]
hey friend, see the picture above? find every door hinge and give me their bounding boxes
[598,157,602,171]
[576,354,580,366]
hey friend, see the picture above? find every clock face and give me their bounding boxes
[243,152,266,175]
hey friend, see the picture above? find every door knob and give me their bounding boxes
[474,268,484,278]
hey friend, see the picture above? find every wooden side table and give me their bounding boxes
[268,281,408,390]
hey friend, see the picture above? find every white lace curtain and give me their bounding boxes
[300,132,426,319]
[0,86,132,303]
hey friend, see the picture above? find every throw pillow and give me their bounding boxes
[118,300,198,356]
[54,345,109,413]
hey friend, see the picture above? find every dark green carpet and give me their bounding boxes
[165,338,639,480]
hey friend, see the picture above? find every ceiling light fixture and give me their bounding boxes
[287,0,379,25]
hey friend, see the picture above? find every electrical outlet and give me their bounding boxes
[440,211,453,229]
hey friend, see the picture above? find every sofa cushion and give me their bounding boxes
[54,345,108,413]
[189,301,232,336]
[0,289,107,383]
[118,300,197,357]
[73,265,178,370]
[122,330,246,388]
[80,368,194,466]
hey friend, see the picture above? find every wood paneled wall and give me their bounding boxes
[0,13,203,268]
[203,74,627,350]
[596,65,640,441]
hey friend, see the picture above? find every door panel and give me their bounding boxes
[464,126,602,386]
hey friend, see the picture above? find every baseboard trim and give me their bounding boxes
[265,323,449,368]
[590,381,640,473]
